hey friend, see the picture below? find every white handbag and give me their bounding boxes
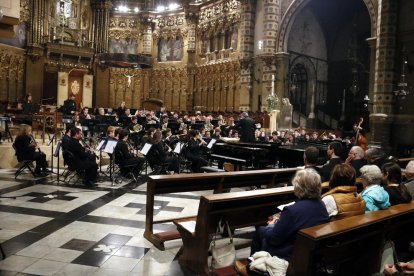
[210,220,236,269]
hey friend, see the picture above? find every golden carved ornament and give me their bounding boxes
[20,0,31,23]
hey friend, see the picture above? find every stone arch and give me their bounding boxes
[276,0,377,53]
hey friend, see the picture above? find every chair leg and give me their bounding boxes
[0,243,5,260]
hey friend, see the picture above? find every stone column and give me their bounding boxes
[370,0,398,149]
[239,0,256,111]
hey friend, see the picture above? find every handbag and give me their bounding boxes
[210,220,236,269]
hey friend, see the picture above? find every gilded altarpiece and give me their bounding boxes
[0,47,26,102]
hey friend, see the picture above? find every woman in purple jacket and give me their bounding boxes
[250,169,330,261]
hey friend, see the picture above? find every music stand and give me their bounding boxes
[191,123,204,130]
[137,117,146,125]
[167,122,180,135]
[103,140,118,185]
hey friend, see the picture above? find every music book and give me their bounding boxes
[207,138,216,149]
[96,140,105,151]
[140,143,152,156]
[103,140,117,154]
[173,142,182,154]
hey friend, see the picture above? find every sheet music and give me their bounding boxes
[96,140,105,151]
[277,201,295,211]
[53,141,61,157]
[103,140,117,154]
[173,142,182,154]
[207,138,216,149]
[140,143,152,156]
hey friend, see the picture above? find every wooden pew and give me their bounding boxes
[287,201,414,276]
[174,187,298,275]
[144,168,299,250]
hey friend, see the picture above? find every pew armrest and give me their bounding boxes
[174,217,197,235]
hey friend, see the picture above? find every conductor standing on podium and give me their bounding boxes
[237,112,256,142]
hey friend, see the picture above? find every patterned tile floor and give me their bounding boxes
[0,168,247,275]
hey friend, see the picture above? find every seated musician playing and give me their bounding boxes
[359,165,390,213]
[80,107,94,120]
[66,127,98,187]
[186,129,208,173]
[114,129,145,176]
[149,130,180,174]
[249,169,329,261]
[61,124,74,151]
[381,162,412,205]
[322,164,365,219]
[13,124,49,177]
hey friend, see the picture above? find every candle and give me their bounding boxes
[271,74,275,96]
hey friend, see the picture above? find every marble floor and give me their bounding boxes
[0,168,252,275]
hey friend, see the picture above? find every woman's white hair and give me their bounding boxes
[360,165,382,185]
[292,169,322,199]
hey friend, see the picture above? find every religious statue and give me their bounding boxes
[124,74,136,88]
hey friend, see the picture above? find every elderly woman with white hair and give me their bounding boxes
[360,165,390,213]
[249,169,329,261]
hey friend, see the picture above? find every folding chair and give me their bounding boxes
[12,144,36,179]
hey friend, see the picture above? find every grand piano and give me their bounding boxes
[209,138,278,169]
[209,138,349,170]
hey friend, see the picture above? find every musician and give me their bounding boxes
[321,141,343,181]
[80,107,94,120]
[13,124,49,177]
[270,131,281,143]
[66,127,98,187]
[150,130,180,174]
[186,129,208,173]
[141,127,156,145]
[309,131,319,142]
[22,93,34,114]
[61,124,74,151]
[127,116,142,147]
[351,122,367,151]
[114,129,145,175]
[236,112,256,142]
[63,93,77,115]
[211,127,221,140]
[116,101,126,118]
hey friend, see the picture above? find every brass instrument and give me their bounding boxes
[131,123,142,133]
[80,137,99,160]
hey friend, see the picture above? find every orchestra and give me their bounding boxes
[7,95,378,182]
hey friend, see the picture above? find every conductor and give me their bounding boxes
[63,93,77,115]
[237,112,256,142]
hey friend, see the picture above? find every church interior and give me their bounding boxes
[0,0,414,275]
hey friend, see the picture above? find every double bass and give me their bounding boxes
[354,118,367,151]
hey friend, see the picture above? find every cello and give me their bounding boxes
[354,117,367,151]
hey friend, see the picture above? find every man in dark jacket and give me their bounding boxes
[321,141,343,181]
[236,112,256,142]
[65,127,98,186]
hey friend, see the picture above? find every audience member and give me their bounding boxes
[360,165,390,212]
[322,164,365,219]
[249,169,329,260]
[321,141,343,181]
[403,160,414,198]
[345,146,367,177]
[381,162,412,205]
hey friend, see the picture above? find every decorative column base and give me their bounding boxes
[369,113,393,151]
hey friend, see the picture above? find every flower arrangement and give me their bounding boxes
[266,93,279,110]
